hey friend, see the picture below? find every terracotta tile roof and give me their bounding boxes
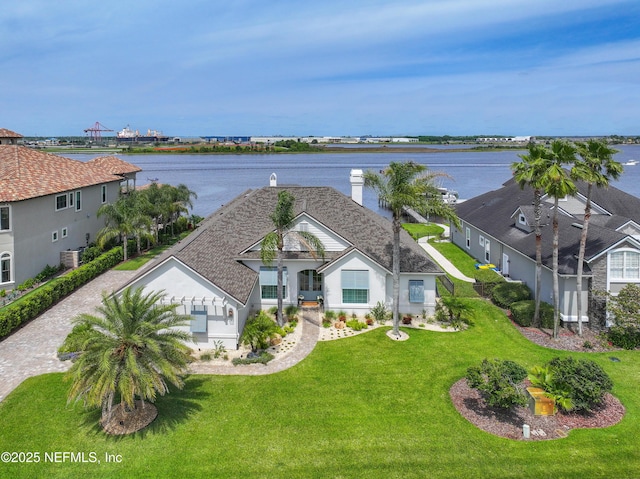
[85,155,143,175]
[0,128,22,138]
[0,145,141,202]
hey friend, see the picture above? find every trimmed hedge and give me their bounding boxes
[490,282,531,309]
[510,300,554,328]
[0,247,123,339]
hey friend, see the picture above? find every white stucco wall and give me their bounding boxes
[124,258,243,350]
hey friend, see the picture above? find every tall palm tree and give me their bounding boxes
[260,190,325,326]
[511,143,549,327]
[571,140,622,336]
[64,286,192,427]
[160,184,198,237]
[541,140,578,339]
[364,161,459,337]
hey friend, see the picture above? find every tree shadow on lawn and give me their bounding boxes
[78,376,209,440]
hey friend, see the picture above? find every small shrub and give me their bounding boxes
[346,319,368,331]
[240,310,279,352]
[466,359,528,409]
[337,310,347,321]
[490,282,531,309]
[284,304,299,320]
[200,352,212,361]
[370,301,388,324]
[232,351,274,366]
[608,325,640,350]
[212,340,226,358]
[546,357,613,412]
[510,300,554,328]
[324,310,336,320]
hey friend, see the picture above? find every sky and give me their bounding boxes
[1,0,640,137]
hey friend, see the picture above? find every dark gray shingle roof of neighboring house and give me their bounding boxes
[133,185,443,305]
[456,178,639,275]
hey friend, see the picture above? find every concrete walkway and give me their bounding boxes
[418,237,476,282]
[0,270,136,403]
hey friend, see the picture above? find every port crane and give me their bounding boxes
[84,122,113,142]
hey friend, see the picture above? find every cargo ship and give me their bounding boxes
[116,125,169,143]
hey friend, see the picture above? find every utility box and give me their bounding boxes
[527,387,555,416]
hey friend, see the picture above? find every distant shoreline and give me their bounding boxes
[41,145,526,155]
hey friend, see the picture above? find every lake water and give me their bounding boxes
[68,145,640,218]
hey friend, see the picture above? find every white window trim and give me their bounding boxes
[1,252,11,284]
[75,191,82,212]
[608,249,640,281]
[52,231,59,242]
[518,213,527,225]
[0,205,10,232]
[465,227,471,249]
[479,235,485,247]
[62,227,68,238]
[55,194,68,211]
[101,185,107,204]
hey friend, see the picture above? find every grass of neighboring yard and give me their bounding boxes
[1,300,639,478]
[402,223,445,240]
[113,232,191,271]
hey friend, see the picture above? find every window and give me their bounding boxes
[484,239,491,263]
[465,228,470,249]
[55,194,67,211]
[260,266,288,299]
[1,253,10,283]
[610,251,640,279]
[68,192,74,207]
[0,206,9,231]
[52,231,58,242]
[518,213,527,225]
[101,185,107,204]
[479,235,485,247]
[341,270,369,304]
[62,227,68,238]
[190,305,207,333]
[408,280,424,303]
[75,191,81,211]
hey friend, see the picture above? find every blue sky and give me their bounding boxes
[1,0,639,137]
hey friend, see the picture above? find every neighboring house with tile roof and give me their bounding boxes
[451,175,640,330]
[0,129,141,289]
[118,170,444,350]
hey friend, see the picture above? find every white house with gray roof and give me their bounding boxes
[451,175,640,330]
[118,171,444,350]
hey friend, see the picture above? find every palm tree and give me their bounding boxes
[571,140,622,336]
[97,196,134,261]
[260,190,325,326]
[364,161,459,337]
[541,140,578,339]
[64,286,192,428]
[511,143,550,327]
[160,184,198,237]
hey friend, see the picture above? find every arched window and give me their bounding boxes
[1,253,10,284]
[610,250,640,280]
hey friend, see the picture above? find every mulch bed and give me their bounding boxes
[450,321,626,440]
[450,379,625,440]
[100,400,158,435]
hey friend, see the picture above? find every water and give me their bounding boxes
[68,145,640,218]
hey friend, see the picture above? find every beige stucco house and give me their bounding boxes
[0,128,141,289]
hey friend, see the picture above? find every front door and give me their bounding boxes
[502,253,510,277]
[298,270,323,301]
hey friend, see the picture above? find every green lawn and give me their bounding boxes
[402,223,445,240]
[1,300,639,478]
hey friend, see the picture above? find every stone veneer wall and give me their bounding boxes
[587,255,608,331]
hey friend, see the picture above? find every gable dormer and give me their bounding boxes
[511,206,532,233]
[616,220,640,241]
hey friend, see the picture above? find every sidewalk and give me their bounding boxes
[418,237,476,282]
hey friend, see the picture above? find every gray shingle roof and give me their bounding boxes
[138,185,442,305]
[456,177,640,275]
